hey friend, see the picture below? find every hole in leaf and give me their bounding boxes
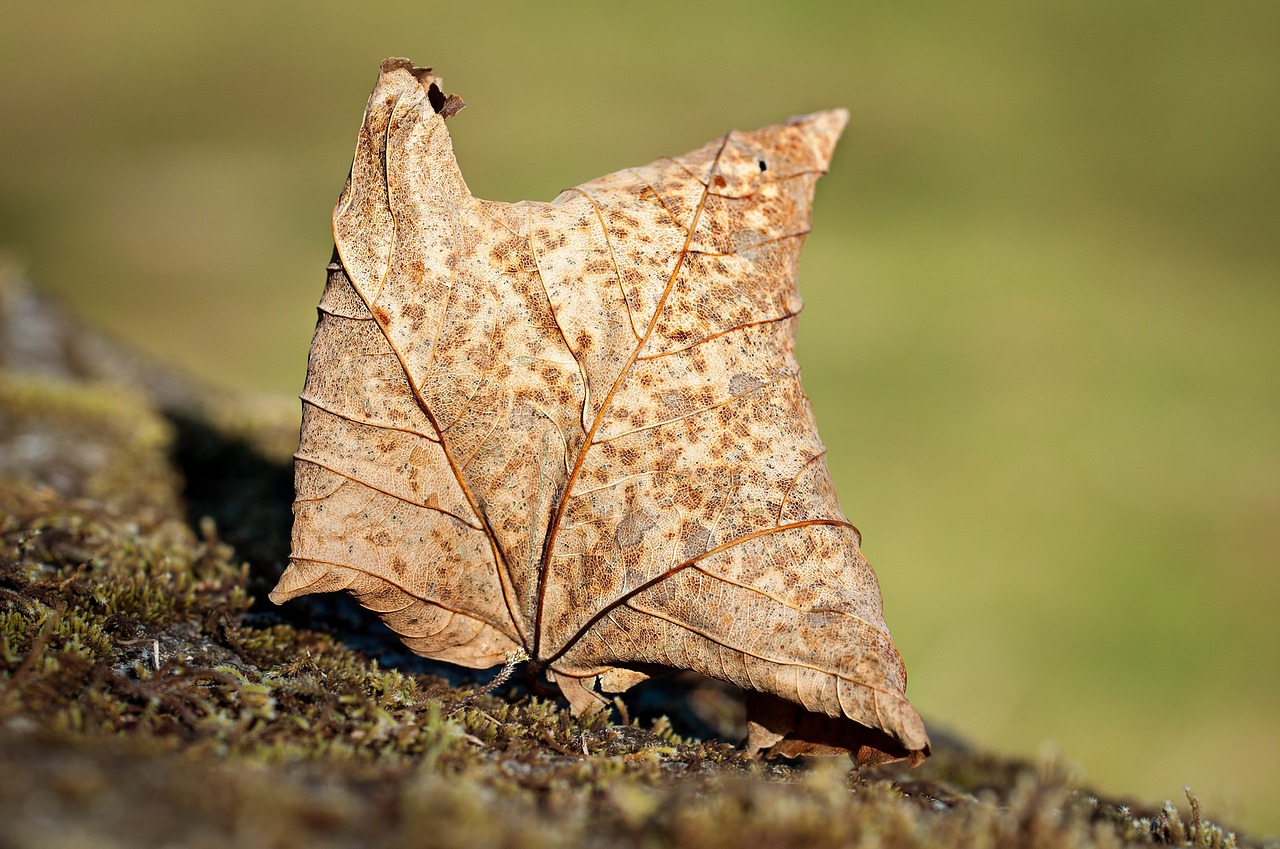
[427,83,447,114]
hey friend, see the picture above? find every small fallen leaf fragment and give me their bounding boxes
[271,58,930,765]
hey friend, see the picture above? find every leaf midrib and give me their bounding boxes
[530,134,732,661]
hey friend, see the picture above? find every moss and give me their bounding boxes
[0,375,180,521]
[0,295,1273,847]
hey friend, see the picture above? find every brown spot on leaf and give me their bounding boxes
[614,509,657,549]
[682,523,711,560]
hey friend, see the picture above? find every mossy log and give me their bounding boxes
[0,269,1263,849]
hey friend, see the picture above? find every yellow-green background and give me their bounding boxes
[2,0,1277,834]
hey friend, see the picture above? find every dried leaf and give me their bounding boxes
[271,58,930,765]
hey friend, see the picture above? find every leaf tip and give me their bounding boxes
[379,56,419,74]
[377,57,467,119]
[266,561,328,605]
[788,108,850,170]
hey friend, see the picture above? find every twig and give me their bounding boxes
[457,647,529,707]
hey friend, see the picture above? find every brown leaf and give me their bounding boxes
[270,58,930,766]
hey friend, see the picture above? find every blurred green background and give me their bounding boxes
[2,0,1277,833]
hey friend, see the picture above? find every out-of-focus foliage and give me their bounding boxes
[1,0,1276,834]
